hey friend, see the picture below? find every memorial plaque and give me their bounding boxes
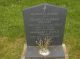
[23,3,67,46]
[23,3,67,59]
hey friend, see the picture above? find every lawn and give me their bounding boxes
[0,0,80,59]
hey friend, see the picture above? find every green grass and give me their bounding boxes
[0,0,80,59]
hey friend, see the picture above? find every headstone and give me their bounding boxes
[23,3,67,59]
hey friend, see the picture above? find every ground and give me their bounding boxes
[0,0,80,59]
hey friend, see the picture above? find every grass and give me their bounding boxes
[0,0,80,59]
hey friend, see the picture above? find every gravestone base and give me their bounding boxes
[21,44,68,59]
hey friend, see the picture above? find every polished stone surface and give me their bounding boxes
[23,3,67,46]
[25,45,65,59]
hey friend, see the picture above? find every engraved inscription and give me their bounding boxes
[23,4,67,46]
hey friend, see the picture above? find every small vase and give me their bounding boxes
[39,48,50,56]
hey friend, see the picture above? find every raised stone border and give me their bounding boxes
[21,44,68,59]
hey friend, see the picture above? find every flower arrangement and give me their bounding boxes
[36,37,51,56]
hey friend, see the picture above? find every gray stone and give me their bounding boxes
[23,3,67,46]
[21,44,68,59]
[25,46,65,59]
[23,3,67,59]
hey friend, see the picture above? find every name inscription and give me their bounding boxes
[28,12,62,40]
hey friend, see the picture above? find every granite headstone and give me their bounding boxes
[23,3,67,59]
